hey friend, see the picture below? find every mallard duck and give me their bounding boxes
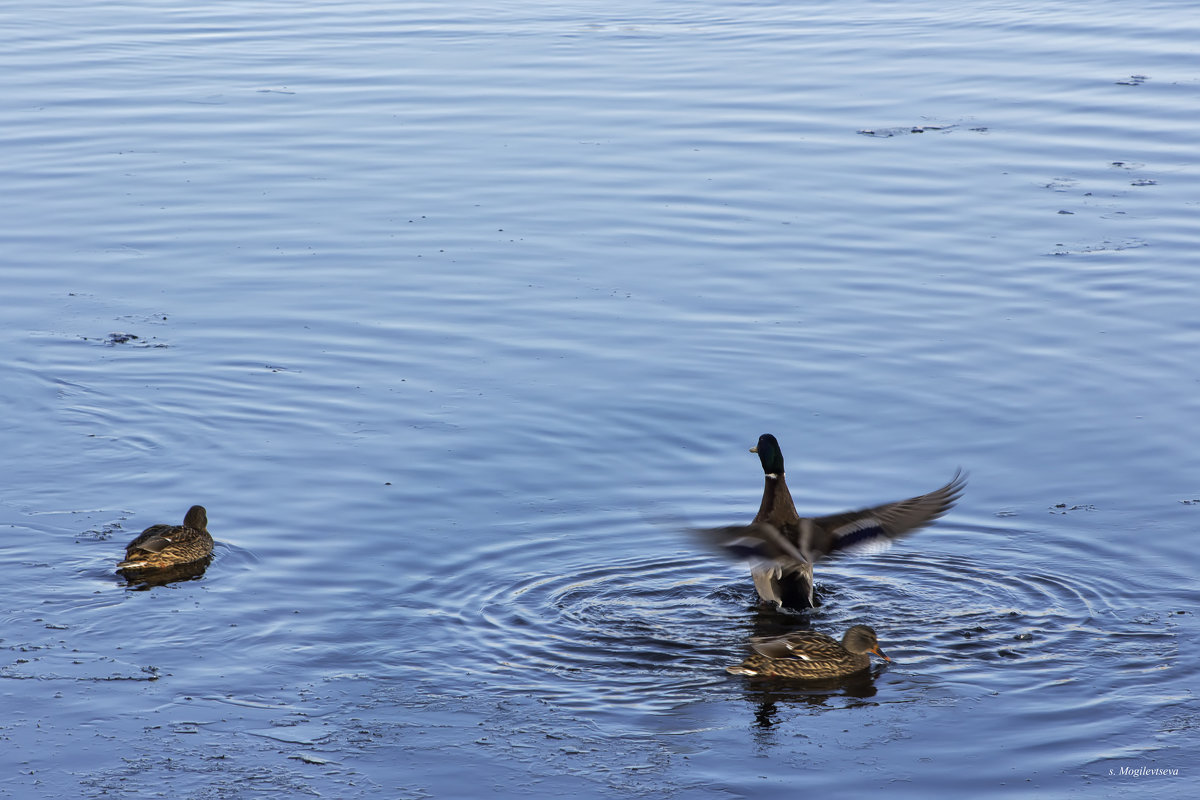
[117,505,213,570]
[697,433,965,610]
[727,625,889,679]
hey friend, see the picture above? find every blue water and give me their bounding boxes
[2,1,1198,797]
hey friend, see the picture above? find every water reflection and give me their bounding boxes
[740,670,883,730]
[118,556,212,590]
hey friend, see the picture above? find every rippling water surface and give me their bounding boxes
[3,1,1198,797]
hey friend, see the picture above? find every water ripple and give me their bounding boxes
[419,509,1185,724]
[412,517,740,712]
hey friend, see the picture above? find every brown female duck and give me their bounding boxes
[117,505,213,571]
[727,624,889,679]
[698,433,965,610]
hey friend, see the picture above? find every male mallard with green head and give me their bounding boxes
[727,624,889,679]
[117,505,213,571]
[698,434,965,610]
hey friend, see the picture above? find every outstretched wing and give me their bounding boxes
[813,469,966,557]
[691,523,808,564]
[692,524,818,608]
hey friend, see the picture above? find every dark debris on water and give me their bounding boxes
[81,332,169,348]
[1050,503,1096,513]
[857,122,990,138]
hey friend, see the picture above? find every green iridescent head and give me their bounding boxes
[750,433,785,476]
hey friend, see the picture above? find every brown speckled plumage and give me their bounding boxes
[727,625,889,679]
[117,505,213,571]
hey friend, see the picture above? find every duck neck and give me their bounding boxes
[754,473,800,525]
